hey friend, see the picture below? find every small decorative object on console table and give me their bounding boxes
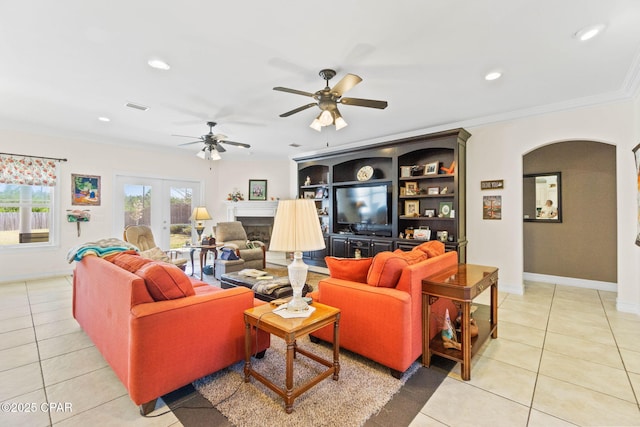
[190,206,212,241]
[269,199,326,312]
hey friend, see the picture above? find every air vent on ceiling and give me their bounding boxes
[125,102,149,111]
[289,143,301,148]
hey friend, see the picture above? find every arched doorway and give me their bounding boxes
[523,140,617,288]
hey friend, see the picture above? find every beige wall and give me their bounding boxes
[523,141,617,282]
[0,128,291,281]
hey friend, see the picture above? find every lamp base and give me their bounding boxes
[286,251,309,312]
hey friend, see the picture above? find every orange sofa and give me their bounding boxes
[72,255,270,414]
[308,242,458,377]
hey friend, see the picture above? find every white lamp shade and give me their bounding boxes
[269,199,326,252]
[190,206,212,221]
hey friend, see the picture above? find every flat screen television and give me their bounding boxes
[335,185,391,231]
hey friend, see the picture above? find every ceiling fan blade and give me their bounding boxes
[340,97,388,109]
[273,87,315,97]
[279,102,317,117]
[173,134,201,139]
[178,140,204,146]
[214,144,226,153]
[331,73,362,96]
[220,140,251,149]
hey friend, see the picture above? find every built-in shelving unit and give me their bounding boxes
[295,128,470,266]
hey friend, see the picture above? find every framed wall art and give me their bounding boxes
[72,174,101,206]
[483,195,502,220]
[634,143,640,246]
[249,179,267,201]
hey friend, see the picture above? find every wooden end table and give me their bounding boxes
[243,302,340,413]
[422,263,498,380]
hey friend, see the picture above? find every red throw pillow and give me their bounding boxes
[108,251,152,272]
[366,252,409,288]
[393,248,428,265]
[135,262,195,301]
[412,241,445,258]
[325,256,372,283]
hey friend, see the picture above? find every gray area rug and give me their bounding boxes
[193,335,419,427]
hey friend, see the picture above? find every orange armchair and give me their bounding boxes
[308,248,458,378]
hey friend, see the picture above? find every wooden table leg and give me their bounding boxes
[461,301,471,380]
[199,249,207,280]
[243,319,252,383]
[189,248,195,277]
[422,294,433,367]
[333,314,340,380]
[491,279,498,339]
[285,337,295,414]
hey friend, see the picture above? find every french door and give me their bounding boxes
[114,175,202,249]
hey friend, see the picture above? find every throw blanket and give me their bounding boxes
[66,238,139,263]
[251,277,291,295]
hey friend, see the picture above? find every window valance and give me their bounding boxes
[0,154,59,186]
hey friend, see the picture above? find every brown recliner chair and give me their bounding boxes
[213,221,266,270]
[123,225,188,270]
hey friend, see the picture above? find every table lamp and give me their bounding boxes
[269,199,326,312]
[190,206,212,241]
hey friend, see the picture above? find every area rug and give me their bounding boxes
[193,335,419,427]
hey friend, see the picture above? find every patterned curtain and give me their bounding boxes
[0,154,58,186]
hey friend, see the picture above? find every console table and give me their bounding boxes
[422,263,498,380]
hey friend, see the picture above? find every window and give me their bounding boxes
[0,184,53,245]
[0,155,59,246]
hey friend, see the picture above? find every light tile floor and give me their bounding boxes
[411,281,640,427]
[2,275,640,426]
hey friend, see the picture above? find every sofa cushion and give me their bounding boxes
[107,251,153,272]
[135,262,195,301]
[366,252,409,288]
[325,256,373,283]
[393,248,428,265]
[412,241,445,258]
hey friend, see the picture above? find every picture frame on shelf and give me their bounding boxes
[424,209,435,218]
[315,187,325,199]
[72,174,101,206]
[424,162,439,175]
[439,201,453,218]
[405,181,418,195]
[248,179,267,201]
[303,191,315,199]
[427,186,439,195]
[400,166,412,178]
[404,200,420,216]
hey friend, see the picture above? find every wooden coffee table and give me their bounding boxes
[243,302,340,413]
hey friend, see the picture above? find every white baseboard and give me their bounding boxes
[0,268,74,285]
[523,272,617,292]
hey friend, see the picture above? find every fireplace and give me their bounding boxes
[226,201,278,248]
[236,216,274,247]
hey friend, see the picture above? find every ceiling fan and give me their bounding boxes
[274,68,388,131]
[175,121,250,160]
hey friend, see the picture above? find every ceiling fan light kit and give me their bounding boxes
[275,68,387,131]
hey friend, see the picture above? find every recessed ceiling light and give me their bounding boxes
[98,116,110,122]
[485,71,502,81]
[147,59,170,70]
[574,24,605,41]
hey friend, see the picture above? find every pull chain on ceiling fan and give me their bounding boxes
[274,69,388,132]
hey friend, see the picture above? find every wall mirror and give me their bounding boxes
[523,172,562,222]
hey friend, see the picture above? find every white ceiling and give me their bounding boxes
[1,1,640,161]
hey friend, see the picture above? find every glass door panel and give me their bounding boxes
[115,176,201,249]
[169,186,193,248]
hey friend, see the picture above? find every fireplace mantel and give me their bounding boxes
[225,201,279,221]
